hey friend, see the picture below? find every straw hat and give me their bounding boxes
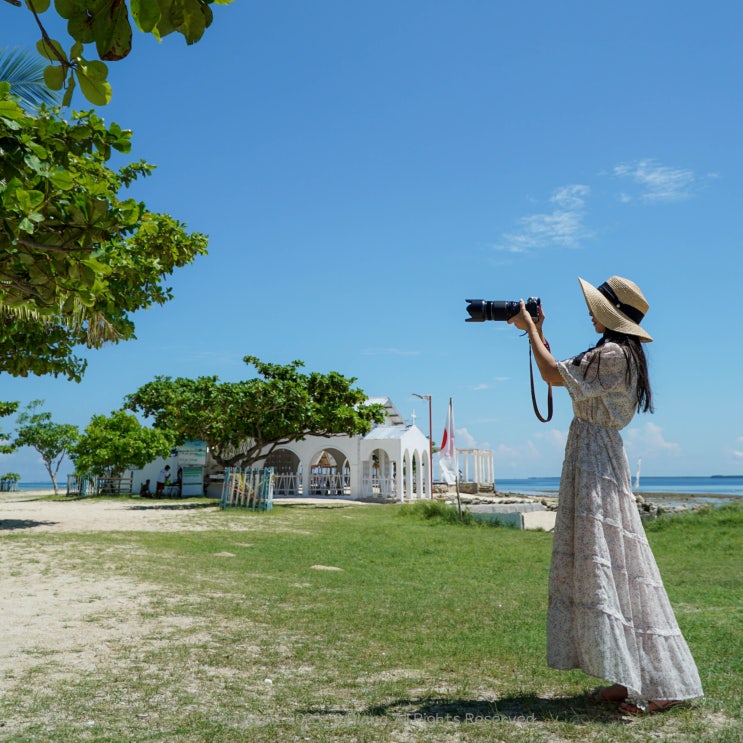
[578,276,653,342]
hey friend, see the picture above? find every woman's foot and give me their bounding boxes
[586,684,628,703]
[620,700,684,715]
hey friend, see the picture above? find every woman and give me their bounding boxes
[508,276,703,714]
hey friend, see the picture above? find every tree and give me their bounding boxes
[0,401,20,454]
[71,409,175,480]
[0,86,208,380]
[5,0,234,106]
[125,356,386,469]
[13,399,78,494]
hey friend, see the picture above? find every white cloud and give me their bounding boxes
[494,184,592,253]
[613,159,696,203]
[491,439,564,476]
[535,428,567,451]
[456,427,478,448]
[625,422,681,458]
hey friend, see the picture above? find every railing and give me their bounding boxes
[309,471,349,496]
[361,474,397,500]
[66,475,133,496]
[273,471,300,496]
[221,467,274,511]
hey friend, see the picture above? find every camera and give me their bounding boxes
[465,297,541,322]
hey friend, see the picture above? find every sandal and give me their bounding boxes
[586,684,628,704]
[620,700,684,715]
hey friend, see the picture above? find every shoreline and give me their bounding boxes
[6,489,742,507]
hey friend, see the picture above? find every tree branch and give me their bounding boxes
[27,0,70,68]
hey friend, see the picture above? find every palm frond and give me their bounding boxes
[0,300,123,346]
[0,46,63,110]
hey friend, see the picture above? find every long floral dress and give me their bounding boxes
[548,341,703,706]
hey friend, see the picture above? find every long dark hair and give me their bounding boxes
[583,330,653,414]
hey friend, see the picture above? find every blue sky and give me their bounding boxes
[2,1,742,481]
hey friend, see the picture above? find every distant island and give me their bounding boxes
[711,475,743,479]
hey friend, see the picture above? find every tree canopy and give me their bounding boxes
[13,399,78,493]
[71,409,175,478]
[6,0,234,105]
[0,86,208,380]
[125,356,387,469]
[0,400,20,454]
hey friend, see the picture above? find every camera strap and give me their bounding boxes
[529,344,553,422]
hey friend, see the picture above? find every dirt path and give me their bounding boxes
[0,493,213,689]
[0,492,372,683]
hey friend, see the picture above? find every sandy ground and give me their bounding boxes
[0,492,221,690]
[0,492,373,689]
[0,490,377,532]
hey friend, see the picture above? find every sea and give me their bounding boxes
[496,475,743,509]
[15,481,65,491]
[12,476,743,509]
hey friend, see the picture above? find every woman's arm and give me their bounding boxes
[507,301,564,386]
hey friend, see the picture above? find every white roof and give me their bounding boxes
[365,397,405,426]
[364,425,410,441]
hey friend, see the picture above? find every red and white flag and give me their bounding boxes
[439,398,457,485]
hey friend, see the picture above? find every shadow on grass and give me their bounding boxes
[0,519,58,531]
[126,502,219,511]
[302,694,624,723]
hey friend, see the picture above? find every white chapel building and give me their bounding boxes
[258,397,432,501]
[131,397,495,501]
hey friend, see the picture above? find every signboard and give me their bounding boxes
[180,465,204,496]
[176,440,207,467]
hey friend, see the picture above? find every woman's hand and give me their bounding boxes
[508,300,544,335]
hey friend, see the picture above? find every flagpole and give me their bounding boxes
[450,397,462,520]
[439,397,462,519]
[412,393,433,499]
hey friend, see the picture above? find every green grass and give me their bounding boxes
[1,501,740,742]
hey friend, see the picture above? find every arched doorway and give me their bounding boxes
[309,448,350,496]
[363,448,397,500]
[264,449,301,495]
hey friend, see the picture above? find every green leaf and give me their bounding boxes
[23,152,43,174]
[67,14,96,45]
[119,200,143,225]
[80,59,109,82]
[93,0,134,61]
[25,0,51,11]
[54,0,76,19]
[153,0,177,38]
[43,65,66,91]
[36,37,66,63]
[61,76,75,107]
[19,216,35,232]
[48,169,75,190]
[131,0,162,33]
[75,67,113,106]
[168,0,185,29]
[177,0,208,44]
[0,99,24,121]
[16,189,45,212]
